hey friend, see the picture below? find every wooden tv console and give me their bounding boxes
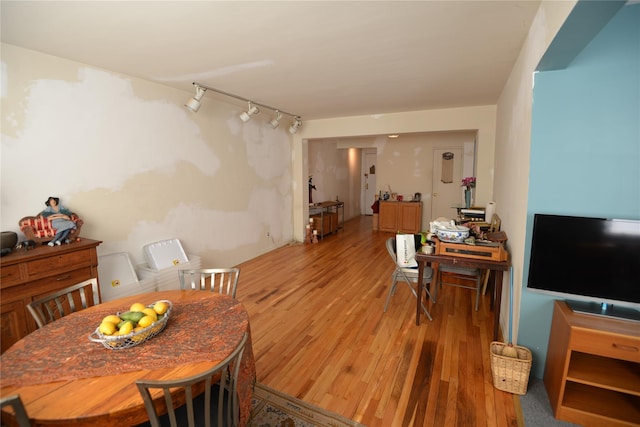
[544,300,640,426]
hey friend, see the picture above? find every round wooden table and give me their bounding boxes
[0,290,255,426]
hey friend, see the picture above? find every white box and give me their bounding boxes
[143,238,189,271]
[98,252,157,302]
[136,254,201,292]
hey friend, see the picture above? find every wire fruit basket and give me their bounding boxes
[88,300,172,350]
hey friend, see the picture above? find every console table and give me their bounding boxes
[544,300,640,426]
[0,238,101,353]
[309,201,344,238]
[415,251,510,340]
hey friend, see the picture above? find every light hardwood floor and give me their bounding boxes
[236,215,521,427]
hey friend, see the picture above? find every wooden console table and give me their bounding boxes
[309,201,344,238]
[415,251,510,340]
[544,300,640,426]
[0,238,101,353]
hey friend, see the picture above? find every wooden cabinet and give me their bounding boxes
[544,301,640,426]
[378,201,422,233]
[0,238,101,353]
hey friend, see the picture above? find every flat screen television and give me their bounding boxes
[527,213,640,321]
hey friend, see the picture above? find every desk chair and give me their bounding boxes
[433,214,502,311]
[383,237,434,321]
[0,394,31,427]
[27,278,100,328]
[136,332,248,427]
[178,268,240,298]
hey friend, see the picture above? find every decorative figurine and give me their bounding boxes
[41,196,78,246]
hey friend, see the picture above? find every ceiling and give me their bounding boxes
[1,1,541,120]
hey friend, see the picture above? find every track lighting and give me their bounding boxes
[185,82,301,132]
[240,102,260,122]
[289,116,302,134]
[269,111,282,129]
[184,85,207,113]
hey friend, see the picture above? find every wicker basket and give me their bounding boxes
[88,300,172,350]
[489,341,532,395]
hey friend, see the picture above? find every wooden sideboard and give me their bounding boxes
[544,300,640,426]
[0,238,101,353]
[378,201,422,233]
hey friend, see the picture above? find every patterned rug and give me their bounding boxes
[249,383,366,427]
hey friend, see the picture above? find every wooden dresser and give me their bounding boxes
[544,300,640,426]
[0,238,101,353]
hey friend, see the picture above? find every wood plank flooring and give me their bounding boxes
[235,215,521,427]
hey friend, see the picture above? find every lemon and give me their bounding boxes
[130,302,146,312]
[99,321,116,335]
[153,301,168,315]
[118,321,134,335]
[103,314,122,325]
[142,308,158,321]
[137,315,155,329]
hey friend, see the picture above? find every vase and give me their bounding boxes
[464,189,471,208]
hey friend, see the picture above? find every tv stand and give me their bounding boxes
[566,299,640,322]
[544,301,640,426]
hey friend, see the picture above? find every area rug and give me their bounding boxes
[249,382,366,427]
[518,378,579,427]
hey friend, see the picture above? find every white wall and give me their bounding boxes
[1,44,293,268]
[493,1,576,341]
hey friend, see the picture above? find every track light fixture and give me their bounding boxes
[184,85,207,113]
[289,116,302,134]
[185,82,301,133]
[240,102,260,122]
[269,111,282,129]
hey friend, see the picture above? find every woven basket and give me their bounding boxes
[88,300,172,350]
[489,341,532,395]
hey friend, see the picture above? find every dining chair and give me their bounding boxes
[433,214,502,311]
[27,278,100,328]
[136,332,248,427]
[0,394,31,427]
[383,236,434,321]
[178,268,240,298]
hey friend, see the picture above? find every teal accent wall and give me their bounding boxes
[522,4,639,378]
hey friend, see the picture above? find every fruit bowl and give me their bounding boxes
[436,226,470,243]
[88,300,172,350]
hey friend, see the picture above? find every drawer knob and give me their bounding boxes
[55,274,72,281]
[612,343,639,352]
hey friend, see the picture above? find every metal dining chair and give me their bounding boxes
[383,237,434,321]
[136,332,248,427]
[27,278,100,328]
[178,268,240,298]
[0,394,31,427]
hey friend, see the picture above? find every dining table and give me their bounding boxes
[0,290,256,426]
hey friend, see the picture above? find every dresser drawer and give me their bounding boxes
[30,267,94,301]
[572,328,640,363]
[25,249,94,279]
[0,264,23,288]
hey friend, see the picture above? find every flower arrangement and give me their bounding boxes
[461,177,476,191]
